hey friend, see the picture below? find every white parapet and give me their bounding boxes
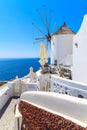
[0,87,10,111]
[14,104,22,130]
[51,75,87,98]
[20,91,87,128]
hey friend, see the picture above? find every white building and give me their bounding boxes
[51,22,75,67]
[72,15,87,84]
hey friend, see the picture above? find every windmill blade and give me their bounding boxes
[43,6,50,33]
[33,41,41,44]
[33,37,46,44]
[35,37,46,41]
[32,22,46,36]
[36,9,48,32]
[47,10,53,34]
[33,7,54,46]
[46,40,49,50]
[33,39,43,44]
[52,21,57,34]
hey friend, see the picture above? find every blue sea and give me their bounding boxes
[0,58,50,81]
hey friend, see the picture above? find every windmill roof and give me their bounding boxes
[53,22,75,35]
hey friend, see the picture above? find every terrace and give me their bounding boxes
[0,69,87,130]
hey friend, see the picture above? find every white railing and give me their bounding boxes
[51,75,87,98]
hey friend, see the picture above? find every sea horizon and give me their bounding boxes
[0,58,50,81]
[0,57,50,60]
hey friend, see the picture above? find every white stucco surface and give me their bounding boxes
[73,15,87,84]
[51,34,74,66]
[14,104,22,130]
[20,91,87,127]
[51,75,87,98]
[0,87,10,111]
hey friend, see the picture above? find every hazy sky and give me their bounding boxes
[0,0,87,58]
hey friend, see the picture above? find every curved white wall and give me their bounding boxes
[0,87,10,111]
[51,34,74,66]
[20,91,87,127]
[73,15,87,84]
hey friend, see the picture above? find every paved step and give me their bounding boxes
[0,97,19,130]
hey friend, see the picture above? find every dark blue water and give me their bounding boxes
[0,58,50,81]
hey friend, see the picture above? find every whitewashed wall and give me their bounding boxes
[0,78,39,111]
[8,78,39,97]
[20,91,87,127]
[39,74,50,91]
[21,82,39,93]
[51,34,74,66]
[0,87,10,111]
[51,75,87,99]
[8,79,21,97]
[73,15,87,84]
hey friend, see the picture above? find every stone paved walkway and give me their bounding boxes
[0,97,20,130]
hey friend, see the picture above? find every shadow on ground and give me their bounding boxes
[0,96,19,118]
